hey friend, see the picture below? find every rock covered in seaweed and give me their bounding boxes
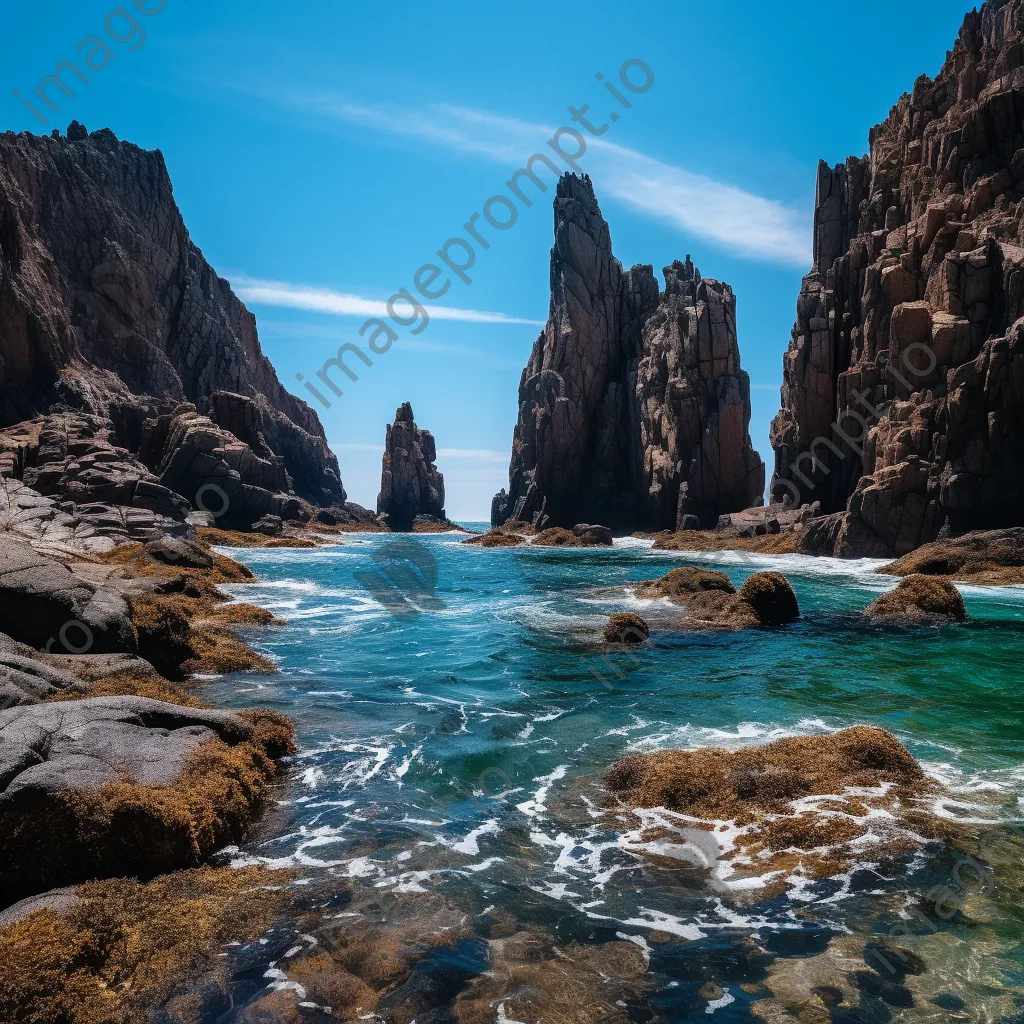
[880,527,1024,585]
[604,726,935,883]
[865,574,968,625]
[602,612,650,644]
[631,567,799,631]
[0,696,294,907]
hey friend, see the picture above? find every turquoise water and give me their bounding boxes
[206,529,1024,1020]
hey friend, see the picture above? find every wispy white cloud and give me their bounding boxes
[233,275,544,325]
[288,92,812,267]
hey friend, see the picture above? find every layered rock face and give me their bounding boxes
[0,123,343,509]
[771,0,1024,556]
[377,402,446,529]
[493,174,764,531]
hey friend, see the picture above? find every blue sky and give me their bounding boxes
[7,0,973,518]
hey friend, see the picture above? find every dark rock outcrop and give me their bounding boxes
[493,175,764,532]
[879,526,1024,584]
[377,403,445,531]
[771,0,1024,557]
[0,125,343,509]
[139,401,305,528]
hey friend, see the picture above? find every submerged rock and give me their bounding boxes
[865,574,967,625]
[602,612,650,644]
[604,726,932,883]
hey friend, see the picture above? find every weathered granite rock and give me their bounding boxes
[140,404,305,528]
[0,632,83,707]
[377,403,446,531]
[0,535,136,653]
[493,175,764,532]
[771,1,1024,556]
[0,696,249,808]
[0,126,343,507]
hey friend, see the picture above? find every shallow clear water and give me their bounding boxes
[204,528,1024,1020]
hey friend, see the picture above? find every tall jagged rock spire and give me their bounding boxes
[493,174,764,531]
[377,402,445,530]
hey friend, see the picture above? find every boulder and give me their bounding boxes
[143,535,214,569]
[737,572,800,626]
[572,523,613,546]
[251,515,284,537]
[865,575,967,625]
[0,535,137,653]
[602,613,650,644]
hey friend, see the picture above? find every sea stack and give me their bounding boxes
[377,402,446,530]
[770,0,1024,557]
[492,173,764,532]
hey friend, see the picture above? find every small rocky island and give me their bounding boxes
[376,402,449,530]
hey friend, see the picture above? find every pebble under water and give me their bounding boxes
[201,529,1024,1023]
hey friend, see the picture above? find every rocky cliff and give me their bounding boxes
[377,402,446,529]
[771,0,1024,556]
[0,122,343,510]
[493,174,764,531]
